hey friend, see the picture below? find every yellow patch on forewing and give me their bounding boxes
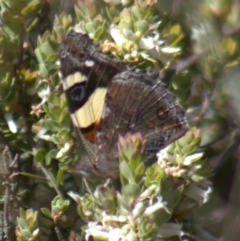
[72,88,107,128]
[62,72,87,89]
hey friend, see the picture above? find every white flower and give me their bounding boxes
[143,196,170,216]
[85,222,108,241]
[161,46,181,53]
[35,127,47,139]
[184,184,212,205]
[38,134,53,142]
[109,228,127,241]
[102,212,127,224]
[67,191,82,204]
[139,34,164,50]
[104,0,121,5]
[157,147,169,161]
[104,0,131,5]
[121,0,131,5]
[38,85,50,104]
[110,26,139,47]
[4,113,17,133]
[32,228,40,238]
[110,27,126,46]
[122,28,137,41]
[56,142,71,158]
[183,153,203,165]
[138,184,158,200]
[73,25,84,33]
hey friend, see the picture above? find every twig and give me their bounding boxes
[37,162,64,198]
[54,224,67,241]
[1,146,18,241]
[223,23,240,37]
[213,134,240,174]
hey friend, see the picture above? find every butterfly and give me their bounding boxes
[60,30,188,179]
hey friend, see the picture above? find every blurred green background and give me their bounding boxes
[1,0,240,240]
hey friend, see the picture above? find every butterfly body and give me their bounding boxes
[60,31,188,179]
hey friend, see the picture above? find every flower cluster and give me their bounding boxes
[68,130,211,240]
[75,0,183,68]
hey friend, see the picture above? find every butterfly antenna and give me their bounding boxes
[59,0,67,15]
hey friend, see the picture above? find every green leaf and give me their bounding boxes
[39,63,49,77]
[116,193,130,211]
[47,149,59,159]
[182,144,197,156]
[56,128,70,140]
[58,108,71,127]
[38,216,53,226]
[122,183,141,203]
[46,53,59,62]
[21,0,42,18]
[41,208,51,218]
[119,161,134,184]
[34,148,46,162]
[45,118,60,132]
[56,168,65,186]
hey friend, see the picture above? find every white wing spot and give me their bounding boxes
[85,60,95,67]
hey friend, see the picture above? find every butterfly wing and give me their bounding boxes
[60,31,127,176]
[94,70,188,177]
[60,31,127,136]
[61,31,188,179]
